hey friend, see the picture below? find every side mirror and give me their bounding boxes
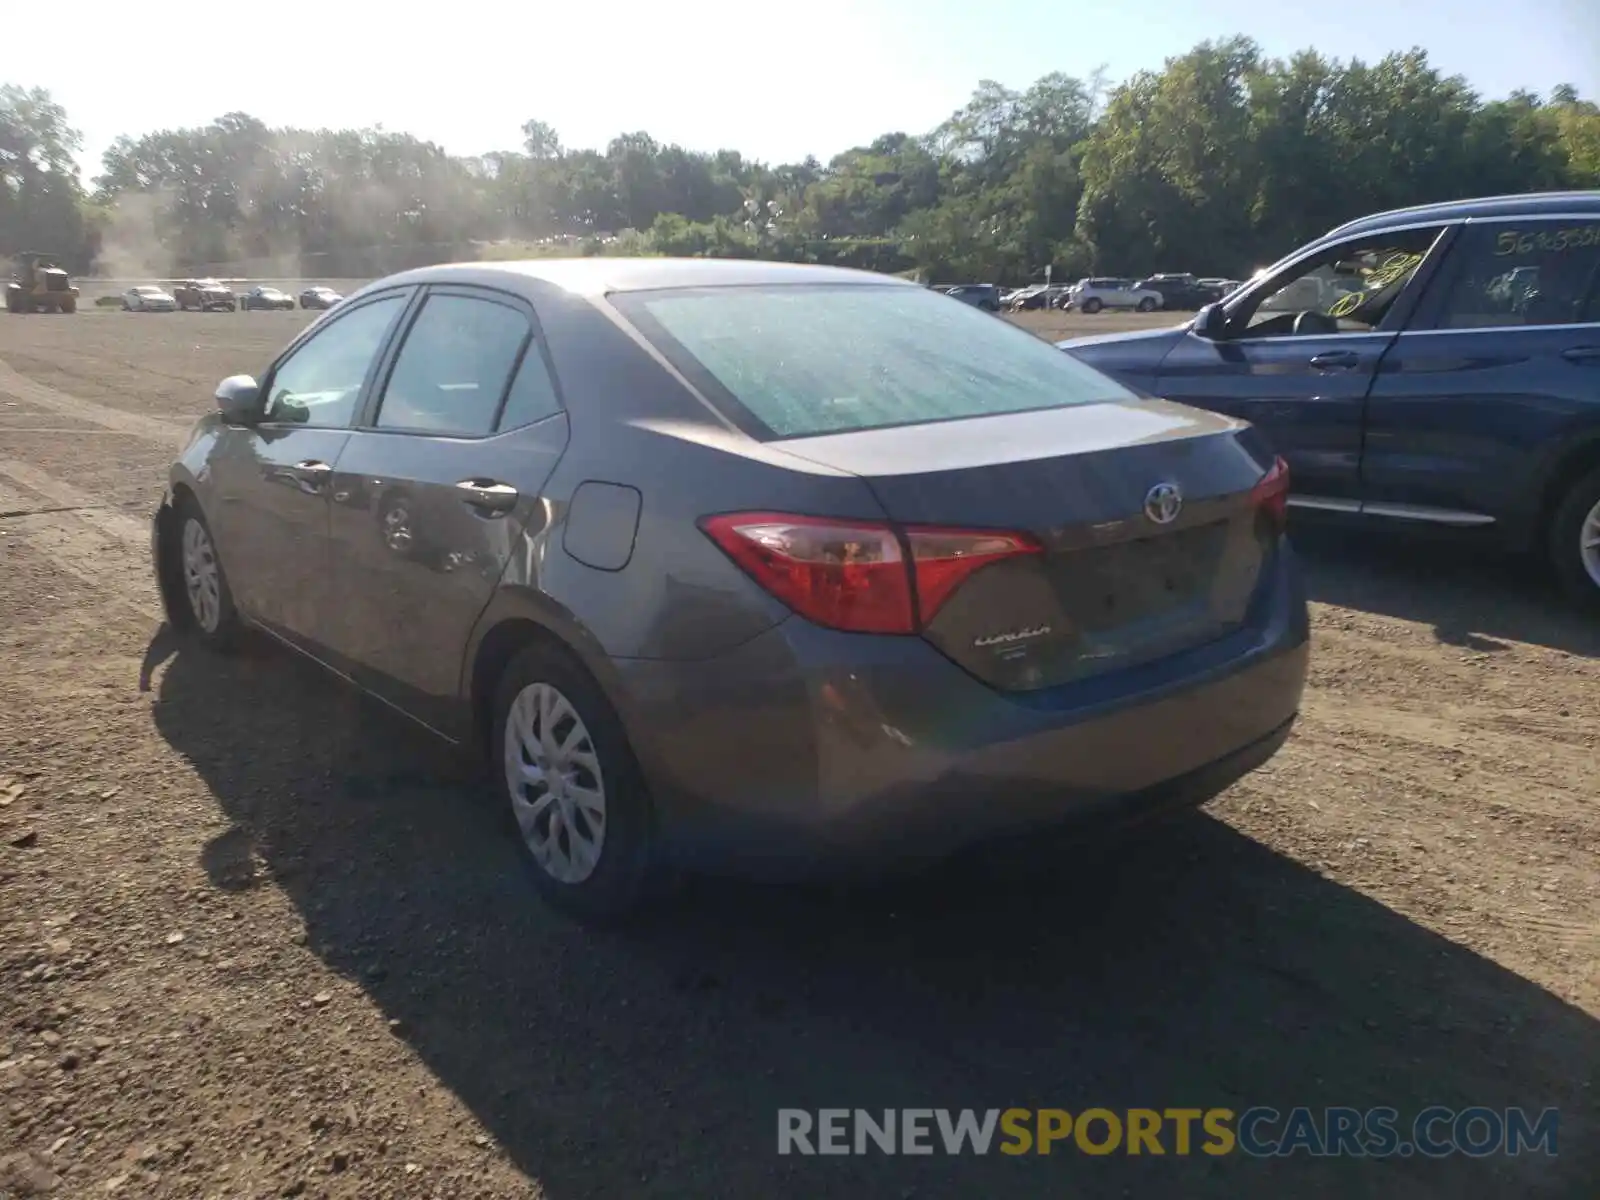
[1193,303,1227,340]
[214,375,261,424]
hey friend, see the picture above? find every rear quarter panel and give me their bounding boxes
[483,286,888,662]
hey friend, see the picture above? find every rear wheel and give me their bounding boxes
[1549,465,1600,610]
[176,499,242,649]
[490,642,658,921]
[1137,297,1158,312]
[1081,297,1103,314]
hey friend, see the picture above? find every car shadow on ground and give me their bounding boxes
[146,632,1597,1200]
[1292,525,1600,659]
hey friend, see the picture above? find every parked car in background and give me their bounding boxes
[241,286,296,311]
[174,279,237,312]
[1008,284,1073,311]
[299,286,343,310]
[1057,191,1600,607]
[1064,278,1165,314]
[152,258,1308,919]
[1134,273,1219,310]
[1198,277,1241,296]
[122,285,177,312]
[939,283,1002,312]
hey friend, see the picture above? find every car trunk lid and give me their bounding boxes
[771,400,1281,691]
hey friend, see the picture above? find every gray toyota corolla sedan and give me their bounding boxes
[151,258,1310,919]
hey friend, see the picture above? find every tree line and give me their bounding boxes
[4,36,1599,282]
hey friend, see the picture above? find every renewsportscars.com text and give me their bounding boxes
[777,1107,1559,1158]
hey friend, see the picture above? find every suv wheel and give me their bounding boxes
[1137,297,1158,312]
[490,643,659,921]
[1081,297,1103,314]
[1550,464,1600,609]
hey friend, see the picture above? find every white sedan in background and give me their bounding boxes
[122,286,178,312]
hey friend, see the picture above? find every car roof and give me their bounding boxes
[356,257,919,301]
[1326,190,1600,239]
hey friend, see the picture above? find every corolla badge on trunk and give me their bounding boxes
[1144,481,1183,525]
[973,625,1052,649]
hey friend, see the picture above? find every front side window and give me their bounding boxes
[375,294,531,437]
[262,294,406,427]
[1237,226,1445,337]
[614,283,1137,440]
[1428,222,1600,329]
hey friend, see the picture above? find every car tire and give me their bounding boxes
[1548,464,1600,610]
[173,498,243,650]
[1081,297,1103,314]
[490,641,659,922]
[1137,297,1158,312]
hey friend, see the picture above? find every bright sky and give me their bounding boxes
[12,0,1600,182]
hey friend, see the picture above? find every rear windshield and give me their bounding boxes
[612,283,1136,439]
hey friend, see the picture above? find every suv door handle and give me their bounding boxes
[290,460,332,491]
[1308,351,1359,371]
[455,479,519,514]
[1560,347,1600,364]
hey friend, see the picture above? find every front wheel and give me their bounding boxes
[175,501,243,649]
[1080,297,1103,314]
[1549,465,1600,610]
[1137,297,1158,312]
[490,642,659,921]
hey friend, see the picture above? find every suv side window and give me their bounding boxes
[375,294,532,436]
[262,294,407,427]
[1428,221,1600,329]
[1234,226,1446,338]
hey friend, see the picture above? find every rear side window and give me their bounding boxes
[613,283,1135,439]
[497,344,563,430]
[376,294,530,436]
[1430,222,1600,329]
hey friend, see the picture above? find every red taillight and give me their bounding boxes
[1250,455,1291,533]
[904,527,1043,621]
[699,512,1041,635]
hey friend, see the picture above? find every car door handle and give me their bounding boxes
[1307,351,1359,371]
[275,459,333,492]
[455,479,519,513]
[1560,346,1600,364]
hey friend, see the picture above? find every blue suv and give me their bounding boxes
[1058,192,1600,608]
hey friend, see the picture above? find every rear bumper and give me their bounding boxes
[613,543,1310,877]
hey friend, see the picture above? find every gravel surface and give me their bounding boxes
[0,309,1596,1199]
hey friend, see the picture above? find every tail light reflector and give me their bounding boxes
[1249,455,1290,533]
[699,512,1041,635]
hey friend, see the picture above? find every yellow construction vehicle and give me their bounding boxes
[5,253,80,314]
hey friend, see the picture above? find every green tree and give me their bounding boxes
[0,85,90,268]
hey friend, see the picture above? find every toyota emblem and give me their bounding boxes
[1144,482,1183,525]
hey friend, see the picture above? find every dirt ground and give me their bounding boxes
[0,307,1596,1199]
